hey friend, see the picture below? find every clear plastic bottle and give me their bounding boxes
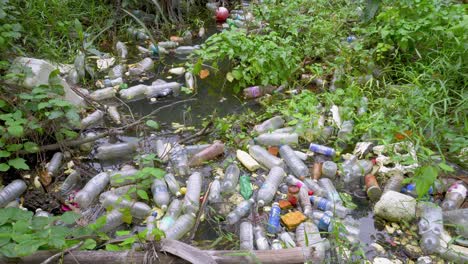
[442,208,468,237]
[183,172,202,214]
[80,110,104,128]
[102,193,151,219]
[257,166,286,207]
[383,173,405,194]
[74,51,85,79]
[294,150,308,161]
[222,164,240,193]
[115,41,128,59]
[304,178,327,197]
[299,187,313,216]
[285,175,307,190]
[279,231,296,248]
[145,82,182,98]
[239,220,254,250]
[46,152,63,177]
[165,213,196,240]
[99,209,124,233]
[185,72,196,90]
[159,199,183,231]
[109,166,139,187]
[127,27,149,41]
[255,133,299,146]
[188,141,225,166]
[296,221,321,247]
[310,196,351,219]
[441,181,467,211]
[151,179,170,210]
[330,105,342,128]
[60,170,81,196]
[99,184,138,202]
[0,180,27,208]
[342,156,372,189]
[119,84,149,101]
[271,239,283,250]
[253,116,285,134]
[266,202,281,234]
[321,161,337,180]
[107,106,121,125]
[95,141,138,160]
[146,212,158,240]
[185,144,210,156]
[175,46,199,55]
[254,225,270,250]
[103,77,123,88]
[357,97,368,116]
[248,145,284,169]
[75,172,110,208]
[108,64,126,79]
[156,139,172,162]
[90,87,116,101]
[226,198,254,225]
[208,177,222,203]
[128,58,154,76]
[164,173,181,197]
[418,202,443,253]
[318,178,342,205]
[310,210,333,232]
[308,143,336,157]
[279,145,309,179]
[158,41,178,49]
[170,145,190,176]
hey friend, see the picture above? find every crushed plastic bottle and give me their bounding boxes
[99,184,138,202]
[342,156,373,190]
[240,174,253,200]
[0,180,27,208]
[109,166,139,187]
[309,143,336,157]
[74,51,85,79]
[285,175,307,190]
[107,106,121,125]
[221,164,240,194]
[75,172,110,208]
[303,178,327,197]
[254,225,270,250]
[119,84,149,101]
[185,72,196,90]
[158,41,178,49]
[183,172,202,214]
[46,152,63,177]
[164,173,181,197]
[99,209,124,233]
[255,133,299,147]
[188,141,224,167]
[102,193,151,219]
[155,139,171,163]
[185,144,210,156]
[60,170,81,196]
[419,202,443,254]
[159,199,183,231]
[266,202,281,234]
[145,82,182,98]
[128,58,154,76]
[257,166,286,207]
[115,41,128,59]
[95,141,138,160]
[248,145,284,169]
[165,213,196,240]
[296,221,321,247]
[279,145,309,179]
[310,196,351,218]
[253,116,285,134]
[170,145,190,176]
[80,110,104,128]
[226,198,254,225]
[102,77,123,88]
[151,179,170,210]
[35,208,51,218]
[318,178,342,205]
[239,220,254,250]
[279,230,296,248]
[442,208,468,237]
[321,161,337,180]
[208,177,222,203]
[441,181,467,211]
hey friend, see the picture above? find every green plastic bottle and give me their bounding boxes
[240,174,253,200]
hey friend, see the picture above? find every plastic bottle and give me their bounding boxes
[34,208,51,218]
[151,179,170,210]
[103,77,123,88]
[0,180,27,208]
[74,51,85,79]
[185,72,196,90]
[80,110,104,128]
[255,133,299,146]
[285,175,307,189]
[185,144,210,156]
[343,157,373,189]
[145,82,182,98]
[266,202,281,234]
[357,97,368,116]
[318,178,342,205]
[226,198,255,225]
[299,187,313,216]
[175,46,199,55]
[170,145,190,176]
[108,64,126,79]
[156,140,172,162]
[107,106,121,125]
[294,150,308,161]
[60,170,81,196]
[128,58,154,76]
[257,166,286,207]
[183,172,202,214]
[95,141,138,160]
[321,161,337,180]
[271,239,283,250]
[248,145,284,169]
[296,221,321,247]
[158,41,178,49]
[159,199,183,231]
[279,231,296,248]
[383,173,404,194]
[119,84,149,101]
[165,213,196,240]
[304,178,327,197]
[208,177,222,203]
[164,173,181,197]
[146,212,158,240]
[310,196,351,219]
[330,105,342,128]
[115,41,128,59]
[102,193,151,219]
[240,174,253,200]
[337,120,354,145]
[236,149,261,171]
[188,141,225,167]
[309,143,336,157]
[99,185,138,202]
[222,164,240,193]
[254,225,270,250]
[75,172,110,208]
[239,220,254,250]
[109,166,139,187]
[127,27,149,41]
[441,181,467,211]
[418,203,443,253]
[279,145,309,179]
[442,208,468,237]
[253,116,285,134]
[310,211,333,232]
[47,152,63,177]
[99,209,124,233]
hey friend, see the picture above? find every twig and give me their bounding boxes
[40,241,84,264]
[188,181,212,241]
[178,121,213,145]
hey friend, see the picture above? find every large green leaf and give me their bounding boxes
[8,158,30,170]
[7,125,23,137]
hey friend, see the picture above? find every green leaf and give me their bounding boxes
[145,120,160,130]
[226,72,234,82]
[137,190,149,200]
[6,144,22,152]
[23,142,39,153]
[48,110,64,120]
[414,165,438,198]
[0,151,11,158]
[37,102,50,110]
[60,212,80,225]
[105,244,121,251]
[0,163,11,172]
[7,125,23,137]
[15,240,45,256]
[80,239,97,250]
[438,163,455,172]
[8,158,29,170]
[115,230,130,236]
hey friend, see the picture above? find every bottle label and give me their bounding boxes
[316,198,330,211]
[267,206,281,234]
[448,182,467,197]
[247,86,262,98]
[317,213,332,231]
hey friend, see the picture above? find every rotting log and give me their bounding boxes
[6,245,317,264]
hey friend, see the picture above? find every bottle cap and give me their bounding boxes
[176,191,182,197]
[161,205,167,211]
[258,200,265,207]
